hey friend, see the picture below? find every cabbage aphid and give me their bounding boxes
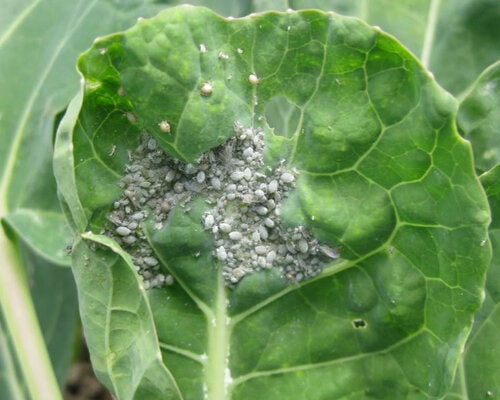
[159,120,170,133]
[248,73,259,85]
[200,82,213,96]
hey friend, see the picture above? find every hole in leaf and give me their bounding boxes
[265,95,301,138]
[352,318,367,329]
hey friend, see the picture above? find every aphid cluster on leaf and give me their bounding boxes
[105,123,337,288]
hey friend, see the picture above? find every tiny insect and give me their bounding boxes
[126,112,137,123]
[319,245,341,259]
[248,73,259,85]
[218,51,229,60]
[200,82,213,96]
[159,120,170,133]
[109,145,116,157]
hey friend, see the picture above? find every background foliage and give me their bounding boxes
[1,1,499,399]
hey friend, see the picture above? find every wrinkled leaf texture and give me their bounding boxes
[0,0,195,395]
[254,0,500,97]
[54,6,491,400]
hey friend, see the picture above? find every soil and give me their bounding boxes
[63,341,113,400]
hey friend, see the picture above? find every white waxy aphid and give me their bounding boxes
[185,163,197,174]
[128,222,138,230]
[165,275,174,285]
[144,257,159,266]
[229,231,242,241]
[255,245,267,255]
[280,172,295,183]
[230,170,244,181]
[199,43,207,53]
[243,167,252,181]
[203,214,215,229]
[256,206,268,216]
[165,169,176,182]
[122,235,137,244]
[232,267,246,279]
[159,120,170,133]
[264,218,275,228]
[196,171,206,184]
[109,145,116,157]
[242,147,254,158]
[251,231,260,241]
[266,250,277,263]
[258,225,268,240]
[298,239,309,253]
[147,138,157,150]
[267,180,278,193]
[200,82,213,96]
[116,226,131,236]
[248,73,259,85]
[254,189,265,199]
[132,212,144,220]
[210,177,222,190]
[219,222,231,233]
[173,182,184,193]
[216,246,228,261]
[237,48,243,54]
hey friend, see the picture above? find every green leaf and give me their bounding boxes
[2,209,73,266]
[0,310,28,400]
[20,242,80,387]
[73,232,182,400]
[457,61,500,173]
[0,1,200,399]
[452,61,500,396]
[253,0,500,96]
[56,6,491,399]
[445,165,500,399]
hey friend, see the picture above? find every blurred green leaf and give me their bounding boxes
[445,165,500,399]
[2,209,73,267]
[448,59,500,395]
[0,310,28,400]
[55,6,491,399]
[21,242,80,387]
[457,61,500,173]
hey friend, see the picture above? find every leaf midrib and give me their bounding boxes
[205,272,230,400]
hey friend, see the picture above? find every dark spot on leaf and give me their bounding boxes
[352,318,367,329]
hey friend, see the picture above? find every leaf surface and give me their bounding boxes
[253,0,500,95]
[55,6,491,399]
[457,61,500,173]
[446,62,500,399]
[0,1,193,397]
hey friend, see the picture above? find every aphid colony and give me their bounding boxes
[105,124,325,288]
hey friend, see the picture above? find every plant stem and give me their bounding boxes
[205,273,230,400]
[0,230,62,400]
[421,0,441,69]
